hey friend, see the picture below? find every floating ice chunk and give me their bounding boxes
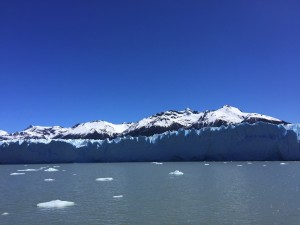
[44,179,55,182]
[113,195,123,198]
[1,212,9,216]
[169,170,184,176]
[17,169,39,172]
[262,165,267,167]
[96,177,113,181]
[53,166,60,168]
[152,162,163,165]
[37,200,75,208]
[247,162,253,165]
[280,162,288,165]
[237,165,243,167]
[204,163,209,166]
[44,168,59,172]
[10,173,25,175]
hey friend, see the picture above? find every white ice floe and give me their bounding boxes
[73,174,77,176]
[1,212,9,216]
[37,200,75,208]
[237,165,243,167]
[53,166,60,168]
[10,173,25,175]
[280,162,288,165]
[44,179,55,182]
[262,165,267,167]
[169,170,184,176]
[204,163,210,166]
[39,166,48,169]
[113,195,123,198]
[247,162,253,164]
[17,169,39,172]
[44,168,59,172]
[96,177,113,181]
[152,162,163,165]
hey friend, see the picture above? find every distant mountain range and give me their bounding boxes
[0,105,288,140]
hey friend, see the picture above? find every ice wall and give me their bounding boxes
[0,122,299,164]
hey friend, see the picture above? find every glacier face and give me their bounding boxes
[0,122,299,164]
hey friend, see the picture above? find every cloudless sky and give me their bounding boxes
[0,0,299,132]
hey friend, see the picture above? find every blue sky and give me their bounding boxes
[0,0,299,132]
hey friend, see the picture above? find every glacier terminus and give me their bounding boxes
[0,105,299,164]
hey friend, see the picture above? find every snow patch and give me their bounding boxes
[37,200,75,208]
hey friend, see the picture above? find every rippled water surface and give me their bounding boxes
[1,162,300,225]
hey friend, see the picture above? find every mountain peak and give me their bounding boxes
[0,106,287,140]
[0,130,8,136]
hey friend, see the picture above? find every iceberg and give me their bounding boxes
[169,170,184,176]
[113,195,123,198]
[44,178,55,182]
[95,177,113,181]
[44,168,59,172]
[0,122,299,164]
[10,173,25,175]
[17,169,39,172]
[37,200,75,208]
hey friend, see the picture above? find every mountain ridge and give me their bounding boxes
[0,105,289,140]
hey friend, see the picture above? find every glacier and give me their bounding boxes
[0,122,299,164]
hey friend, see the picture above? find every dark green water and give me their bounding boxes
[1,162,300,225]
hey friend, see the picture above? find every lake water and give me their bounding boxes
[1,162,300,225]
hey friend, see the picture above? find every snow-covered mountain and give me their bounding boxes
[0,105,288,140]
[2,125,68,140]
[55,121,133,139]
[0,130,8,136]
[123,105,287,137]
